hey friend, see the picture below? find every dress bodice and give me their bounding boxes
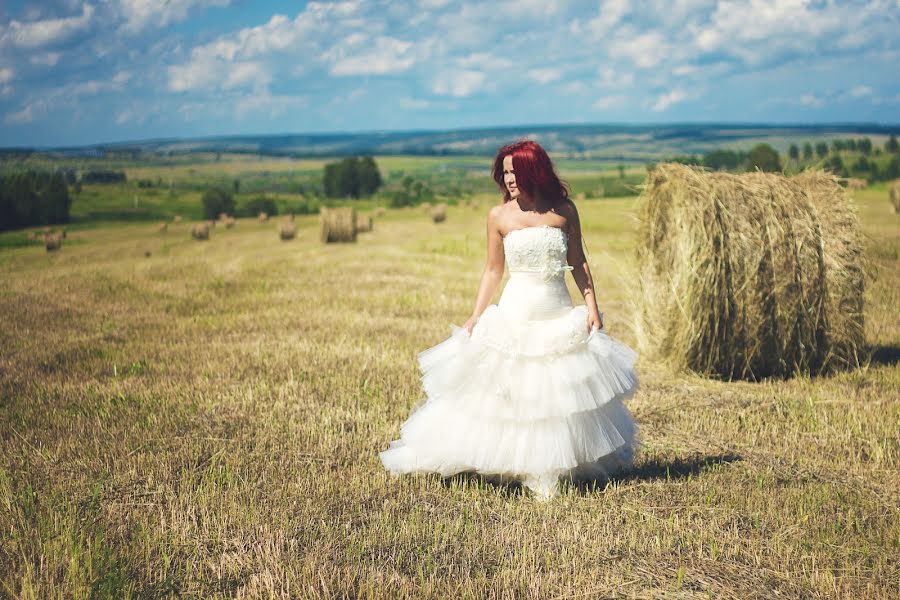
[503,225,574,281]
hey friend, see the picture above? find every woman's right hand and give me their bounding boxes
[463,314,479,336]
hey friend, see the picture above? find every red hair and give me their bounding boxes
[491,140,570,206]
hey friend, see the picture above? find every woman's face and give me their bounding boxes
[502,155,520,200]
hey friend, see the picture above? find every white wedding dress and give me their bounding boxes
[379,224,640,500]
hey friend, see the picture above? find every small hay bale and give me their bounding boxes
[357,215,373,233]
[636,163,865,380]
[224,216,236,229]
[284,213,295,222]
[157,222,168,233]
[420,202,432,212]
[191,222,210,240]
[42,226,51,234]
[258,212,269,223]
[279,222,296,240]
[576,192,586,201]
[374,206,386,217]
[44,232,62,251]
[144,250,152,258]
[320,206,357,243]
[174,215,183,224]
[890,180,900,214]
[845,178,868,190]
[430,203,447,223]
[218,212,228,221]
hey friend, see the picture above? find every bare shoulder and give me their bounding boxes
[487,204,506,233]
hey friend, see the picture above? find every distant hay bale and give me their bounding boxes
[206,219,216,229]
[284,213,295,222]
[420,202,432,212]
[218,212,228,221]
[191,222,210,240]
[320,206,357,243]
[258,212,269,223]
[576,192,586,201]
[845,178,868,190]
[144,250,152,258]
[173,215,183,224]
[42,226,51,234]
[224,216,235,229]
[890,180,900,214]
[636,163,865,380]
[279,222,296,240]
[157,222,168,233]
[44,232,62,252]
[468,199,480,209]
[374,206,386,217]
[430,203,447,223]
[357,215,373,233]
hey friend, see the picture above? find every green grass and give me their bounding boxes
[0,182,897,597]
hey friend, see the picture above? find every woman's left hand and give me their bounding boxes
[587,310,603,333]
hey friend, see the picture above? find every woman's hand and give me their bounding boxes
[463,314,480,336]
[587,309,603,333]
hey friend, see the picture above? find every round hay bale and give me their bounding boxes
[890,180,900,214]
[636,163,865,380]
[374,206,386,217]
[258,212,269,223]
[224,216,236,229]
[157,222,168,233]
[357,215,373,233]
[173,215,183,224]
[191,222,210,240]
[284,213,295,222]
[430,203,447,223]
[420,202,432,212]
[320,206,357,243]
[218,212,228,221]
[44,232,62,252]
[279,222,296,240]
[845,178,868,190]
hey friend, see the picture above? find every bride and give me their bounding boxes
[379,140,640,500]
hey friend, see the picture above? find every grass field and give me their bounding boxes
[0,182,897,597]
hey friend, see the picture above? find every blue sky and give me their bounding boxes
[0,0,898,147]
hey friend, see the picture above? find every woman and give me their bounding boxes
[379,140,640,500]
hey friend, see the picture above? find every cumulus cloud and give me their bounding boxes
[652,88,687,112]
[0,3,94,49]
[117,0,232,33]
[432,70,486,97]
[527,68,563,85]
[324,35,417,76]
[0,67,13,84]
[593,95,626,110]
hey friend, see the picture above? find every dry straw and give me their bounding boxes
[635,163,865,380]
[430,203,447,223]
[320,206,357,243]
[890,180,900,214]
[845,178,868,190]
[373,206,386,217]
[279,222,296,240]
[173,215,183,224]
[224,216,236,229]
[357,215,373,233]
[258,212,269,223]
[157,222,168,233]
[191,222,210,240]
[420,202,432,212]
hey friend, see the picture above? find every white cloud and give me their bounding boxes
[1,3,94,49]
[800,94,824,108]
[593,95,626,110]
[849,85,872,98]
[578,0,630,37]
[324,36,417,76]
[527,68,562,85]
[235,93,307,118]
[399,97,430,109]
[432,70,485,97]
[609,30,668,69]
[30,52,61,67]
[117,0,231,33]
[652,88,687,111]
[0,67,13,84]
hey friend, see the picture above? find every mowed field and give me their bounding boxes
[0,184,897,598]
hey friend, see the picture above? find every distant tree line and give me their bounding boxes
[0,172,71,231]
[82,170,127,184]
[323,157,382,198]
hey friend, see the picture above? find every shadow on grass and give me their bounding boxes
[866,344,900,367]
[439,453,743,499]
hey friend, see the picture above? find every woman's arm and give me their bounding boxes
[463,205,505,334]
[563,200,603,331]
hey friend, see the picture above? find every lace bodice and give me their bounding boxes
[503,225,574,281]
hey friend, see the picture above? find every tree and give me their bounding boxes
[886,134,899,153]
[201,187,234,219]
[746,144,781,172]
[858,137,872,155]
[703,149,739,171]
[323,156,382,198]
[788,144,799,161]
[815,142,828,158]
[803,142,814,160]
[0,171,71,231]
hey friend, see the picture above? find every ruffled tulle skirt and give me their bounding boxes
[379,302,640,499]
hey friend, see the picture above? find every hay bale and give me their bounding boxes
[224,216,235,229]
[845,178,868,190]
[279,222,296,240]
[636,163,865,380]
[420,202,432,212]
[357,215,373,233]
[258,212,269,223]
[157,222,168,233]
[320,206,357,243]
[218,212,228,221]
[284,213,295,222]
[374,206,386,217]
[174,215,183,224]
[44,232,62,251]
[430,203,447,223]
[206,219,216,229]
[191,222,210,240]
[890,180,900,214]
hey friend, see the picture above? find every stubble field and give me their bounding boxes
[0,185,897,598]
